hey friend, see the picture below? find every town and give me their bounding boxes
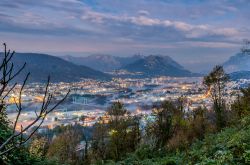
[6,76,250,132]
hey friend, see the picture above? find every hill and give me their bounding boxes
[1,53,110,83]
[230,71,250,80]
[223,53,250,73]
[62,54,142,72]
[114,116,250,165]
[121,55,197,77]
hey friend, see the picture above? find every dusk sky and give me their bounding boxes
[1,0,250,71]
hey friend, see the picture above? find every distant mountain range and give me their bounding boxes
[62,54,142,72]
[223,53,250,80]
[1,53,110,83]
[223,53,250,73]
[6,52,250,83]
[121,55,198,77]
[0,53,204,83]
[49,52,250,80]
[63,54,198,77]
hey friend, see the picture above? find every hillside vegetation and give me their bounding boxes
[111,116,250,165]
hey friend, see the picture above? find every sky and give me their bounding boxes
[0,0,250,72]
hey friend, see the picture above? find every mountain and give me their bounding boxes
[1,53,110,83]
[62,54,143,72]
[223,53,250,73]
[121,55,197,77]
[230,71,250,80]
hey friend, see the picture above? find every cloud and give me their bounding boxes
[79,8,242,42]
[0,0,246,43]
[130,16,160,26]
[0,0,249,70]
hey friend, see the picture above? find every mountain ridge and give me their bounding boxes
[62,54,143,72]
[120,55,198,77]
[223,53,250,73]
[229,71,250,80]
[0,52,110,83]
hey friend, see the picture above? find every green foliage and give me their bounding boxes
[0,105,60,165]
[102,116,250,165]
[2,147,50,165]
[135,145,154,160]
[146,100,210,152]
[27,86,250,165]
[185,116,250,164]
[29,137,49,159]
[231,86,250,119]
[92,102,141,162]
[46,126,83,165]
[147,100,181,148]
[0,105,11,145]
[112,151,183,165]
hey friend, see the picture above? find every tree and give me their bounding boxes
[91,118,109,161]
[0,43,69,157]
[147,101,176,148]
[190,106,209,140]
[203,65,229,130]
[46,126,83,165]
[231,86,250,118]
[29,137,49,159]
[106,102,132,161]
[91,102,141,162]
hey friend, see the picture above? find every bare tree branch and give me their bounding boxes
[0,43,70,156]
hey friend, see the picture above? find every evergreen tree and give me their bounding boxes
[203,65,229,130]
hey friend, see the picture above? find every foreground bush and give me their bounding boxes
[104,116,250,165]
[185,116,250,164]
